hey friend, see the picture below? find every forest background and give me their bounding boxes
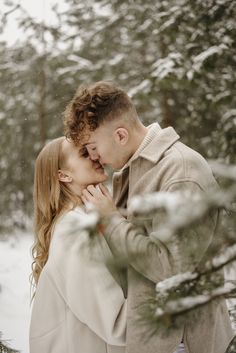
[0,0,235,229]
[0,0,236,352]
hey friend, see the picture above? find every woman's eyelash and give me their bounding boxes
[80,148,89,157]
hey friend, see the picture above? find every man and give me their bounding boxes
[64,81,233,353]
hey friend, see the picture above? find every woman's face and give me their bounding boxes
[60,139,108,195]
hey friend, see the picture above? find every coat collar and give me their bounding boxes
[118,124,180,173]
[120,123,160,171]
[139,126,180,164]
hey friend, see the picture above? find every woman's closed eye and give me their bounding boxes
[79,147,89,158]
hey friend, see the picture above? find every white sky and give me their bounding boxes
[1,0,66,45]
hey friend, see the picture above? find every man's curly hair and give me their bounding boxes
[64,81,137,145]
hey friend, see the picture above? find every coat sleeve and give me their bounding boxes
[164,180,219,270]
[104,181,218,282]
[51,227,127,346]
[104,213,172,283]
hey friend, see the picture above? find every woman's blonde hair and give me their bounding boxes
[31,137,79,297]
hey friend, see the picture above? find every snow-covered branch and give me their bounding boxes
[155,282,236,318]
[155,243,236,300]
[130,185,235,243]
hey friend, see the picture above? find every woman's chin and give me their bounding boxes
[100,173,109,182]
[96,168,108,179]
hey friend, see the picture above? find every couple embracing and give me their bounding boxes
[29,81,233,353]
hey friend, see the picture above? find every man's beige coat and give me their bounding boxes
[29,209,127,353]
[104,124,234,353]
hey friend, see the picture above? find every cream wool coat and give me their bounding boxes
[29,209,127,353]
[104,124,234,353]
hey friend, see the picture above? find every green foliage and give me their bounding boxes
[225,335,236,353]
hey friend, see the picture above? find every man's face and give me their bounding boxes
[84,123,127,170]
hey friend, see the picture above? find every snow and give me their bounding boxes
[0,224,235,353]
[192,45,227,71]
[151,52,183,80]
[155,282,236,317]
[0,211,100,353]
[156,271,198,296]
[108,54,124,66]
[209,161,236,181]
[128,79,151,97]
[0,231,32,353]
[130,191,183,214]
[207,244,236,270]
[187,44,228,79]
[222,109,236,123]
[67,54,92,67]
[129,191,208,242]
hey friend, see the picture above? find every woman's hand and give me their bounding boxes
[81,184,118,217]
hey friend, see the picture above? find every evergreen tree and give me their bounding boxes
[61,0,236,161]
[1,0,235,227]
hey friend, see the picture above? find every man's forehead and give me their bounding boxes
[80,122,109,146]
[81,134,97,146]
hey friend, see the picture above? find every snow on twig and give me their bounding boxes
[129,187,235,242]
[155,282,236,318]
[155,243,236,299]
[156,271,198,296]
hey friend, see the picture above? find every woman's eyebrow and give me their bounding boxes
[83,142,96,147]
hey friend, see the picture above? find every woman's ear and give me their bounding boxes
[114,128,129,146]
[58,170,72,183]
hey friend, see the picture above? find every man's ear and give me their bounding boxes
[114,128,129,146]
[58,170,72,183]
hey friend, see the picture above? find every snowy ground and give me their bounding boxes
[0,230,235,353]
[0,230,33,353]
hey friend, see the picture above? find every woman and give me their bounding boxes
[30,137,127,353]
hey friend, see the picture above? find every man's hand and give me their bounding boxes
[81,184,118,217]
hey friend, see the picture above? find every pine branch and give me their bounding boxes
[130,185,236,243]
[0,332,20,353]
[155,282,236,319]
[155,243,236,300]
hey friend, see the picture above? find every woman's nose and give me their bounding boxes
[89,150,99,161]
